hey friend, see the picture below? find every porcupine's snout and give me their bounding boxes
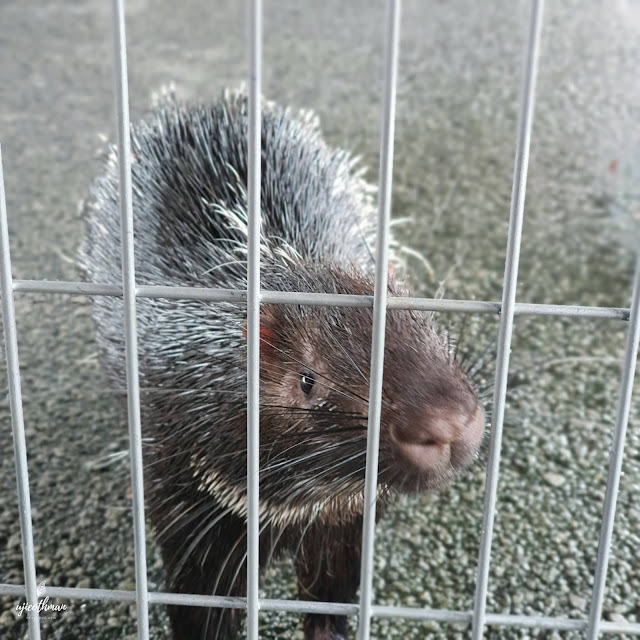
[388,403,485,474]
[373,307,486,489]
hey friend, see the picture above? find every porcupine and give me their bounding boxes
[80,89,485,640]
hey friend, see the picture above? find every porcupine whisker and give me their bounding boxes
[475,378,495,395]
[445,319,453,361]
[378,470,395,493]
[151,415,365,473]
[432,278,447,303]
[309,446,368,478]
[325,476,363,502]
[267,420,368,437]
[326,327,369,386]
[292,474,370,568]
[209,518,272,640]
[269,424,369,445]
[457,312,498,368]
[156,499,212,542]
[463,342,496,377]
[168,520,218,579]
[292,467,391,567]
[150,491,217,530]
[264,417,306,464]
[259,437,365,477]
[202,513,283,579]
[326,464,368,498]
[300,536,327,596]
[260,438,365,479]
[259,403,366,416]
[209,517,272,639]
[303,433,368,451]
[200,571,217,640]
[292,501,326,566]
[148,499,187,537]
[264,357,373,409]
[264,454,366,502]
[291,458,366,501]
[105,385,250,398]
[144,449,195,470]
[451,312,469,364]
[260,426,349,466]
[260,450,341,483]
[285,451,367,501]
[458,315,494,366]
[308,449,368,482]
[172,507,235,579]
[463,329,499,379]
[287,425,368,437]
[276,431,367,454]
[260,405,368,421]
[263,522,288,573]
[207,529,248,640]
[153,402,322,445]
[258,338,376,408]
[149,407,260,446]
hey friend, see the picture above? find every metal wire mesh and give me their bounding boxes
[1,0,639,638]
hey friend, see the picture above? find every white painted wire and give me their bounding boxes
[111,0,150,637]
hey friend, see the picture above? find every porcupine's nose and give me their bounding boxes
[389,404,485,471]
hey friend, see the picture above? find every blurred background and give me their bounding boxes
[1,0,639,638]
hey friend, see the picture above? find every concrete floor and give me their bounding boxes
[1,0,640,638]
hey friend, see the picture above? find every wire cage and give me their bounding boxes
[1,0,639,638]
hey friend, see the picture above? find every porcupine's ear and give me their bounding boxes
[242,307,279,364]
[388,261,395,280]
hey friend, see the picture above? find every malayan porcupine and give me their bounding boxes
[80,89,485,640]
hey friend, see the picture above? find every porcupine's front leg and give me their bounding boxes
[295,517,362,640]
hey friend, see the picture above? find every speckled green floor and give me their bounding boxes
[1,1,639,639]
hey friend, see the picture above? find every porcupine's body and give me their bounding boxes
[81,90,484,640]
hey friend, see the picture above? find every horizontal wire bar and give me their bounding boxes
[1,584,638,634]
[11,280,630,320]
[13,280,123,296]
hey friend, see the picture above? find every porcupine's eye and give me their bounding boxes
[300,371,315,395]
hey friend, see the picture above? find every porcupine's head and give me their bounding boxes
[186,260,485,529]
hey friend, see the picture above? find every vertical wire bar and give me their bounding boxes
[246,0,262,638]
[0,148,42,640]
[356,1,401,638]
[471,2,544,638]
[586,254,640,639]
[111,1,150,637]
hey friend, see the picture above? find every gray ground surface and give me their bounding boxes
[1,0,640,638]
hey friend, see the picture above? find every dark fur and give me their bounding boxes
[81,90,482,640]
